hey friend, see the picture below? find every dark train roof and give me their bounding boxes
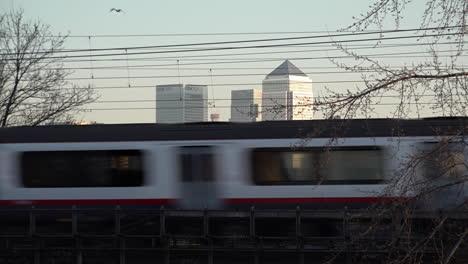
[1,117,467,144]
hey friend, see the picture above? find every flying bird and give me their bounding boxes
[110,8,124,13]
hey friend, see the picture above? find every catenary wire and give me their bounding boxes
[50,76,468,90]
[84,93,468,104]
[50,53,468,70]
[79,101,468,111]
[2,32,462,61]
[2,26,460,55]
[60,67,468,82]
[35,41,467,65]
[19,52,467,82]
[25,28,462,38]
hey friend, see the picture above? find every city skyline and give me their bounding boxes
[1,1,464,124]
[156,60,313,123]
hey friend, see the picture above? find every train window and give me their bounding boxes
[327,150,384,182]
[252,147,385,185]
[21,150,144,188]
[423,142,467,180]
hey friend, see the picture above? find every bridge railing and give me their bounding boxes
[0,206,466,263]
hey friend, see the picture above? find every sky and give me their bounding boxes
[4,0,375,35]
[1,0,464,123]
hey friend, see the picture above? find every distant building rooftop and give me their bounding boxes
[266,60,308,78]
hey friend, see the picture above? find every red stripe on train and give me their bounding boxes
[0,197,400,206]
[0,199,175,206]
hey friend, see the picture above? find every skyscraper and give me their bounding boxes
[230,89,262,122]
[262,60,313,120]
[156,84,208,123]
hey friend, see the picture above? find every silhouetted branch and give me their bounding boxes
[0,9,96,127]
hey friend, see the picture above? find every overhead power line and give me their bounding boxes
[81,101,467,111]
[39,41,466,65]
[4,41,460,54]
[47,81,364,91]
[42,49,465,73]
[1,32,462,61]
[20,52,466,77]
[90,53,465,68]
[26,52,465,82]
[25,28,456,38]
[54,70,466,90]
[1,26,460,55]
[65,69,468,78]
[56,77,467,90]
[66,65,468,72]
[60,61,465,81]
[85,93,468,104]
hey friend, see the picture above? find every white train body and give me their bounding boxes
[0,118,466,209]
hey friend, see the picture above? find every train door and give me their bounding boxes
[178,146,220,209]
[418,141,467,209]
[0,146,13,200]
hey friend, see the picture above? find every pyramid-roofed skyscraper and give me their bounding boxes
[262,60,313,120]
[266,60,308,78]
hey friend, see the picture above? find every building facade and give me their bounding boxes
[262,60,313,120]
[230,89,262,122]
[156,84,208,123]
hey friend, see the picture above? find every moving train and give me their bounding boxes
[0,117,467,209]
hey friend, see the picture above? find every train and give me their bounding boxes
[0,117,467,210]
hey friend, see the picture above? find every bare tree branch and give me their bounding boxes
[309,1,468,263]
[0,9,96,127]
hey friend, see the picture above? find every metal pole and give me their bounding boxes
[296,206,304,264]
[72,205,78,236]
[164,252,170,264]
[250,207,259,264]
[72,206,82,264]
[29,206,35,236]
[160,206,169,264]
[33,242,40,264]
[115,205,125,264]
[203,207,209,237]
[204,208,213,264]
[119,239,126,264]
[343,206,351,264]
[115,205,121,235]
[160,206,165,237]
[76,239,82,264]
[250,207,256,237]
[296,206,302,248]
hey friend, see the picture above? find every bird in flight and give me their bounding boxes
[110,8,124,13]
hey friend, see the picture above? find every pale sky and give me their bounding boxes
[4,0,380,34]
[1,0,463,123]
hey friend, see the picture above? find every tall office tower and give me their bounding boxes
[230,89,262,122]
[262,60,313,120]
[156,84,208,123]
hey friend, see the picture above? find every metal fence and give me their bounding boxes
[0,206,466,263]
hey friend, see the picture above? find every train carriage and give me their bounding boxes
[0,118,467,210]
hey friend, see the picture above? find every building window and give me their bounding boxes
[21,150,145,188]
[251,147,385,185]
